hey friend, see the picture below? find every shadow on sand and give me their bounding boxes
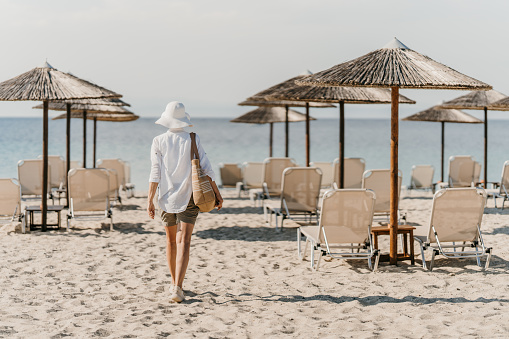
[184,291,509,306]
[195,225,296,242]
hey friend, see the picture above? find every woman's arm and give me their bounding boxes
[148,138,161,219]
[208,176,223,211]
[147,182,159,219]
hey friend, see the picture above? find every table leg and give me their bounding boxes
[403,233,408,256]
[410,230,415,265]
[373,233,379,250]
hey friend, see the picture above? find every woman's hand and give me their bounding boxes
[147,200,156,219]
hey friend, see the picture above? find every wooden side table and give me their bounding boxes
[25,205,64,231]
[371,225,415,265]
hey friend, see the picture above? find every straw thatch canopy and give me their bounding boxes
[230,106,315,124]
[403,106,483,123]
[297,38,492,90]
[490,96,509,111]
[238,98,334,108]
[250,72,416,104]
[0,62,121,101]
[438,89,507,110]
[49,97,130,106]
[52,111,139,122]
[34,101,132,114]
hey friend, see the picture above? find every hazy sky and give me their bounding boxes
[0,0,508,120]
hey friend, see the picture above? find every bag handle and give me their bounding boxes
[190,132,200,161]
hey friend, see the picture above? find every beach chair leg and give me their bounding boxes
[474,243,481,266]
[429,249,438,271]
[502,198,506,210]
[109,210,113,231]
[66,215,70,232]
[21,212,26,234]
[484,248,492,270]
[374,250,380,272]
[310,244,315,269]
[314,250,323,271]
[297,229,308,260]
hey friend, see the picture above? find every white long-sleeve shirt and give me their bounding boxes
[149,129,215,213]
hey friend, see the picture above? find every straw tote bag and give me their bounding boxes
[190,133,216,212]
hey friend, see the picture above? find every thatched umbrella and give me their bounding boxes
[403,106,483,182]
[34,97,131,208]
[51,109,138,168]
[297,38,491,265]
[438,90,507,185]
[35,99,132,167]
[230,106,316,156]
[0,62,121,231]
[249,72,416,183]
[239,94,334,158]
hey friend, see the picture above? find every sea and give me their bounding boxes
[1,117,508,192]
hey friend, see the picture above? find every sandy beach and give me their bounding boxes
[1,190,509,338]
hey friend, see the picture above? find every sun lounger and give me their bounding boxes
[448,155,476,188]
[241,162,264,204]
[362,169,403,222]
[297,189,380,271]
[333,157,365,188]
[249,158,297,206]
[38,155,65,189]
[264,167,322,231]
[67,168,113,231]
[0,178,24,230]
[486,161,509,209]
[407,165,434,193]
[123,161,135,198]
[105,169,121,205]
[219,163,243,197]
[474,161,482,186]
[414,188,491,271]
[17,159,52,202]
[310,161,333,188]
[97,158,126,203]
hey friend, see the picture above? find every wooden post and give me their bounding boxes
[305,102,310,166]
[441,121,445,183]
[42,100,49,232]
[65,103,71,207]
[93,117,97,168]
[83,110,87,168]
[339,101,345,188]
[484,107,488,187]
[269,123,273,157]
[285,105,289,157]
[390,87,399,265]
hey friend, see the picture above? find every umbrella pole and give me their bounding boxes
[93,117,97,168]
[269,123,273,157]
[441,122,445,183]
[285,105,289,157]
[390,87,399,265]
[305,102,310,166]
[83,110,87,168]
[42,100,49,232]
[484,107,488,187]
[65,103,71,208]
[339,101,345,188]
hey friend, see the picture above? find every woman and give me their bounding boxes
[147,101,223,303]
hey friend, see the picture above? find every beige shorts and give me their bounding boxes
[160,196,200,226]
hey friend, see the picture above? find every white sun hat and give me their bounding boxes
[155,101,193,128]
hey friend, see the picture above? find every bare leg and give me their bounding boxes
[175,222,195,288]
[164,225,177,285]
